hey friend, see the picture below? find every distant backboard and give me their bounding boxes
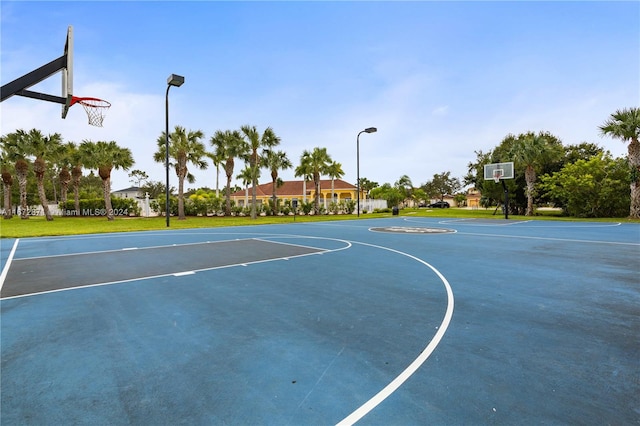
[61,25,74,118]
[484,162,514,182]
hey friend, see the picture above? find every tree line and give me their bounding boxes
[465,107,638,218]
[0,124,347,221]
[1,107,638,220]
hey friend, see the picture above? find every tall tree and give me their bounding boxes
[0,150,13,219]
[80,140,134,221]
[28,129,63,220]
[236,166,254,211]
[297,147,332,214]
[294,164,311,205]
[2,130,33,219]
[239,125,281,219]
[358,177,379,193]
[210,129,246,216]
[265,149,292,214]
[326,160,344,207]
[395,174,414,206]
[69,142,86,215]
[128,169,149,187]
[207,148,225,198]
[599,107,640,218]
[154,126,207,220]
[563,142,606,166]
[422,172,461,203]
[508,131,564,216]
[56,142,77,212]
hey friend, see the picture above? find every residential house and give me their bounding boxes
[230,179,386,212]
[112,186,143,199]
[465,187,481,208]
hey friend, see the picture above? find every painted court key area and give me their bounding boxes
[1,239,323,298]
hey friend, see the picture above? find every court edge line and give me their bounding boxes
[0,242,347,301]
[11,237,265,262]
[404,217,625,228]
[456,231,640,246]
[337,241,455,426]
[10,229,311,244]
[0,239,19,292]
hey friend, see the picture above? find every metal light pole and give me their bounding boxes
[165,74,184,227]
[356,127,377,217]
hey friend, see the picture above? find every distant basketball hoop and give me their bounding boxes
[70,97,111,127]
[484,161,514,220]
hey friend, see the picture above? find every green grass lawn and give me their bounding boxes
[1,208,636,238]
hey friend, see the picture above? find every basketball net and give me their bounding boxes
[493,170,503,183]
[71,97,111,127]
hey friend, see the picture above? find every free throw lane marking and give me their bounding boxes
[0,239,19,292]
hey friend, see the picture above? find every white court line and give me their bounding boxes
[337,241,455,425]
[0,239,20,293]
[404,217,625,228]
[11,237,261,261]
[419,217,531,226]
[456,231,640,246]
[253,236,352,254]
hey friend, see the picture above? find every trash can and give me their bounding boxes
[392,206,399,216]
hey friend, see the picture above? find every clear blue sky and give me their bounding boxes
[2,1,638,192]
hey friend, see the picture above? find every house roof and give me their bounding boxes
[112,186,141,193]
[230,179,356,197]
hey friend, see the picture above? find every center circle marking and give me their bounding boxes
[370,226,456,234]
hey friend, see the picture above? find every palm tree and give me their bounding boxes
[509,131,563,216]
[294,163,311,206]
[265,149,292,214]
[210,129,246,216]
[599,107,640,218]
[207,149,225,198]
[326,160,344,209]
[69,142,85,215]
[23,129,63,221]
[56,142,76,209]
[154,126,207,220]
[239,125,281,219]
[236,166,254,212]
[359,177,379,196]
[297,147,333,214]
[2,130,32,219]
[80,140,134,221]
[0,150,13,219]
[395,174,414,207]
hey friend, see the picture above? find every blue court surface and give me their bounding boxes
[1,217,639,425]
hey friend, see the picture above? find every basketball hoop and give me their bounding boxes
[493,170,503,183]
[70,96,111,127]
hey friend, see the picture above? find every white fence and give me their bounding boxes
[357,199,388,212]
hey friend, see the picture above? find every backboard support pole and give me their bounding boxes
[15,90,66,104]
[501,179,509,220]
[0,55,67,103]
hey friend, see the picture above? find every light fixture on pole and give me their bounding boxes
[165,73,184,227]
[356,127,377,217]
